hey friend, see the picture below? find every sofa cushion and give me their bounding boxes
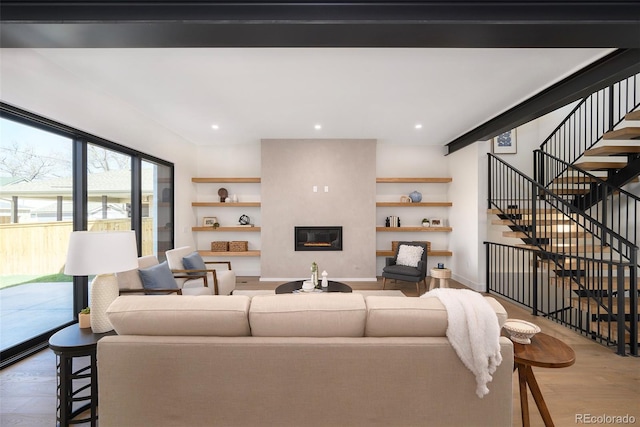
[106,295,251,336]
[249,293,366,337]
[182,251,206,277]
[364,296,508,337]
[138,261,178,291]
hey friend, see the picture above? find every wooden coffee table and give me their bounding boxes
[275,280,352,294]
[512,332,575,427]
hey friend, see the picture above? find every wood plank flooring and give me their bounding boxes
[1,277,638,426]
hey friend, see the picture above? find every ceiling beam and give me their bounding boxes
[445,49,640,155]
[1,1,639,48]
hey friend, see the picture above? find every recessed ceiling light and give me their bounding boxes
[314,124,322,130]
[415,124,423,129]
[211,124,219,130]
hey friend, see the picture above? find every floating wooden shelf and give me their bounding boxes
[376,177,452,183]
[376,226,452,232]
[192,202,261,207]
[376,202,452,207]
[192,226,261,232]
[376,250,452,257]
[199,250,260,257]
[192,177,261,183]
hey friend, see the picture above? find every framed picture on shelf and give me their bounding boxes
[430,218,443,227]
[202,217,218,227]
[492,129,517,154]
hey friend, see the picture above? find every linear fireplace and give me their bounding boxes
[294,226,343,251]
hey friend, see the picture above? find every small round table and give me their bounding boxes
[49,323,116,427]
[275,280,352,294]
[513,332,575,427]
[429,267,451,290]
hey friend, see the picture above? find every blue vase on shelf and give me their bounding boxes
[409,191,422,203]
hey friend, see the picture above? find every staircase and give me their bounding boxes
[486,74,639,356]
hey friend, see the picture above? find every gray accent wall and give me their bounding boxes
[261,139,376,280]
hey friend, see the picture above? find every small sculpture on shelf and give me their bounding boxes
[321,270,328,288]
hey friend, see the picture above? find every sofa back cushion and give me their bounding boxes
[249,293,366,337]
[364,295,507,337]
[107,295,251,336]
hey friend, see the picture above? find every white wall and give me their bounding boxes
[0,49,199,251]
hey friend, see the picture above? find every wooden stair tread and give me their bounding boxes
[590,322,637,342]
[558,276,636,290]
[574,161,627,171]
[515,243,610,253]
[543,188,591,195]
[503,230,589,238]
[492,219,573,225]
[584,145,640,156]
[625,110,640,121]
[572,297,639,314]
[602,127,640,140]
[487,208,560,214]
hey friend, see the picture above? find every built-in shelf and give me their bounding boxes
[192,202,261,207]
[376,250,453,257]
[192,226,261,232]
[376,202,452,207]
[199,250,261,257]
[192,177,261,183]
[376,226,452,232]
[376,177,452,183]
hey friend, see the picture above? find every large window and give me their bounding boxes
[0,105,174,366]
[0,117,74,353]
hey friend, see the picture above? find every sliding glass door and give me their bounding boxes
[0,104,174,367]
[0,117,74,353]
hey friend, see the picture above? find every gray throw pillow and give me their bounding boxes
[138,261,178,290]
[182,251,207,277]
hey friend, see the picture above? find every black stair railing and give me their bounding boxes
[538,73,640,174]
[534,149,640,266]
[488,154,638,355]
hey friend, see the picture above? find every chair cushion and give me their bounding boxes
[382,264,421,277]
[138,261,178,290]
[107,295,251,336]
[249,294,366,337]
[396,244,424,267]
[182,251,206,277]
[116,255,159,290]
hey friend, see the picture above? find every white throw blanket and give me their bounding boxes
[421,288,503,398]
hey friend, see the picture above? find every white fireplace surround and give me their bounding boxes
[260,139,377,281]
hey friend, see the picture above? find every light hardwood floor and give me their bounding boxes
[1,277,638,426]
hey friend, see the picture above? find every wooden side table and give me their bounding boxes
[429,267,451,290]
[49,323,115,427]
[513,332,575,427]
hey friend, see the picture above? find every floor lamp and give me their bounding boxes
[64,230,138,333]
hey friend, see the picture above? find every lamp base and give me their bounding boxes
[90,273,119,333]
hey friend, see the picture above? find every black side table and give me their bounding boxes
[49,323,115,426]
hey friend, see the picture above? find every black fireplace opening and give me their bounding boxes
[295,226,342,251]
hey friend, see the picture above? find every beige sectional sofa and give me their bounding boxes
[98,293,513,427]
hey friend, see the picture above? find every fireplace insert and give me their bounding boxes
[294,226,342,251]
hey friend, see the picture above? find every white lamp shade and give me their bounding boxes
[64,230,138,275]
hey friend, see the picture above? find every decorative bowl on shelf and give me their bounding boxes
[503,319,541,344]
[302,281,315,292]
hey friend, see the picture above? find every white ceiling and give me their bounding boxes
[15,48,613,146]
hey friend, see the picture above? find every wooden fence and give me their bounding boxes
[0,218,155,275]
